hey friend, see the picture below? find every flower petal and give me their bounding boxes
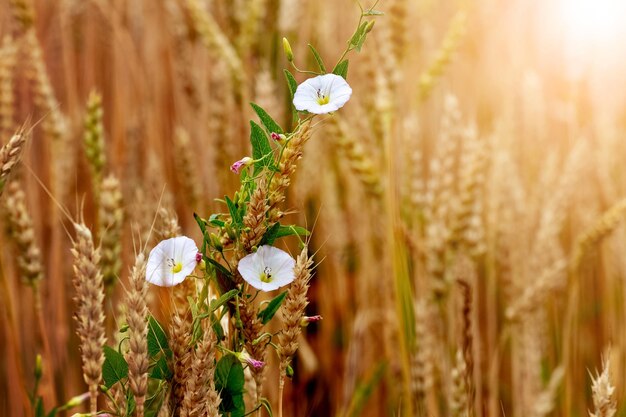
[293,74,352,114]
[146,236,198,287]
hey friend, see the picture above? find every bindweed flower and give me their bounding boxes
[230,156,253,174]
[293,73,352,114]
[146,236,199,287]
[271,132,286,143]
[300,315,323,327]
[238,245,296,291]
[237,351,266,370]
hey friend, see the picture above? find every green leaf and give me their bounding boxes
[215,354,246,417]
[102,346,129,388]
[260,224,310,246]
[346,362,387,417]
[208,214,225,228]
[34,397,44,417]
[209,289,240,313]
[149,356,172,380]
[212,315,225,341]
[332,60,349,80]
[250,120,274,174]
[144,381,168,417]
[206,257,232,280]
[258,222,280,246]
[225,196,244,228]
[194,212,208,235]
[363,9,384,16]
[284,69,298,99]
[258,291,288,324]
[276,225,310,240]
[126,390,136,416]
[251,103,283,135]
[307,44,327,73]
[258,398,274,417]
[349,22,368,47]
[45,409,57,417]
[355,32,369,52]
[147,316,169,358]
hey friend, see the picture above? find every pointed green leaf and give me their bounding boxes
[45,409,58,417]
[210,288,240,313]
[355,32,369,52]
[363,9,384,16]
[147,316,169,358]
[258,291,288,324]
[307,44,327,73]
[212,314,225,341]
[34,397,44,417]
[208,214,225,228]
[284,69,298,99]
[149,356,172,380]
[332,60,349,80]
[225,196,244,228]
[259,222,281,246]
[349,22,368,47]
[250,120,274,174]
[251,103,283,135]
[102,346,129,388]
[260,223,310,246]
[206,257,232,280]
[215,354,245,417]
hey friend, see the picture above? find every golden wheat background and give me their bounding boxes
[2,0,626,416]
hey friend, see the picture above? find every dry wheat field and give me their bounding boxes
[1,0,626,416]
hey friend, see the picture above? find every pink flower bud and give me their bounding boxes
[246,358,266,370]
[300,315,323,327]
[195,252,203,263]
[230,157,253,174]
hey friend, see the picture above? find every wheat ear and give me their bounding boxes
[181,323,220,417]
[0,129,27,197]
[71,222,106,415]
[84,91,106,197]
[99,175,123,289]
[125,253,149,417]
[589,358,617,417]
[277,247,313,417]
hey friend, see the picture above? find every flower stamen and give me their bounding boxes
[260,266,273,283]
[316,89,330,105]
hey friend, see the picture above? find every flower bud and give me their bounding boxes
[283,37,294,62]
[286,364,294,378]
[364,20,376,34]
[34,354,43,380]
[236,351,266,370]
[300,315,323,327]
[230,156,253,174]
[65,392,90,408]
[271,132,287,143]
[210,233,223,252]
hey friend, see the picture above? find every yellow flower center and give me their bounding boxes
[260,267,273,283]
[168,258,183,273]
[316,89,330,105]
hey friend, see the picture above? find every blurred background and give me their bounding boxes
[2,0,626,416]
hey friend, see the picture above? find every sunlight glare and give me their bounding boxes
[558,0,626,45]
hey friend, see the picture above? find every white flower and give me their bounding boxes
[293,73,352,114]
[237,245,296,291]
[146,236,199,287]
